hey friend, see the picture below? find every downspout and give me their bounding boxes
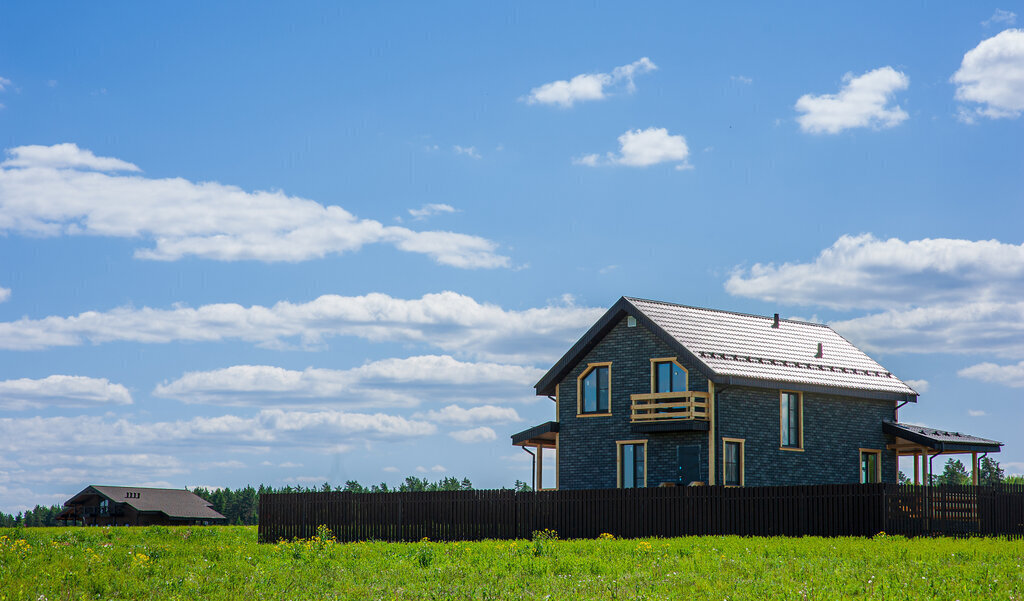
[522,446,536,491]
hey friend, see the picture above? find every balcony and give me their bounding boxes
[629,391,710,432]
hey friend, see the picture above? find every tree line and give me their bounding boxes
[0,476,531,527]
[898,456,1024,486]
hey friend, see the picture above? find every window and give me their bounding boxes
[652,358,688,393]
[577,363,611,415]
[860,449,882,483]
[617,440,646,488]
[722,438,745,486]
[780,391,803,449]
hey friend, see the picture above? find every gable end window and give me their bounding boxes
[860,449,882,484]
[617,440,647,488]
[779,391,803,450]
[722,438,745,487]
[651,358,688,393]
[577,363,611,415]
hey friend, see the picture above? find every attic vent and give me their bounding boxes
[772,313,779,328]
[627,316,637,327]
[815,342,823,358]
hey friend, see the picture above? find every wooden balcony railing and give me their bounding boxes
[629,391,710,422]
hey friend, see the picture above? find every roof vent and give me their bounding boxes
[772,313,780,328]
[815,342,823,358]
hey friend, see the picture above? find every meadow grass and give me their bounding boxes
[1,526,1022,600]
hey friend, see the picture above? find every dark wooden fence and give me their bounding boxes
[258,483,1024,543]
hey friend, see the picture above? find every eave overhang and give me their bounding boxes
[511,421,559,447]
[883,421,1003,454]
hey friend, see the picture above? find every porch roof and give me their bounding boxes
[511,421,558,447]
[883,421,1003,454]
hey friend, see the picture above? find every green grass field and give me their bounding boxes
[1,526,1022,600]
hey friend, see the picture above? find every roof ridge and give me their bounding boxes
[624,296,832,328]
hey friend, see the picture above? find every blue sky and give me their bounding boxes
[1,2,1022,511]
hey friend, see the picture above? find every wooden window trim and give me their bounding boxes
[779,390,804,451]
[722,437,745,487]
[616,439,647,488]
[649,357,689,393]
[859,448,882,484]
[577,362,612,417]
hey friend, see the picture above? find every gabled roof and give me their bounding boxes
[535,297,918,402]
[883,422,1003,453]
[65,485,226,520]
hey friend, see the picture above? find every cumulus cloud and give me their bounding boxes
[575,127,690,169]
[795,67,909,134]
[408,203,457,220]
[0,291,601,363]
[0,76,10,92]
[0,286,8,303]
[726,234,1024,311]
[449,426,498,443]
[983,9,1017,27]
[726,234,1024,362]
[958,361,1024,387]
[413,404,522,425]
[453,145,481,159]
[0,143,508,268]
[523,57,657,107]
[0,375,132,410]
[0,410,435,458]
[904,379,930,394]
[154,356,543,408]
[952,29,1024,120]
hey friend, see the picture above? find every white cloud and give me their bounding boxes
[0,291,602,363]
[795,67,909,134]
[576,127,690,169]
[449,426,497,443]
[198,460,246,470]
[952,29,1024,120]
[279,461,302,468]
[430,465,446,472]
[958,361,1024,387]
[726,234,1024,362]
[2,143,140,172]
[413,404,522,425]
[726,234,1024,311]
[0,410,435,457]
[0,375,132,410]
[904,379,930,394]
[415,465,427,473]
[382,466,399,473]
[453,145,481,159]
[0,77,10,92]
[0,286,8,303]
[831,302,1024,358]
[731,75,753,84]
[523,57,657,107]
[983,9,1017,27]
[409,203,457,220]
[154,356,543,408]
[968,409,988,417]
[0,143,508,268]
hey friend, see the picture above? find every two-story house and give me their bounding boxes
[512,297,1001,489]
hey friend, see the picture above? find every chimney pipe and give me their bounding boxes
[815,342,823,358]
[772,313,780,328]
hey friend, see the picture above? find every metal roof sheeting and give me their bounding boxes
[625,297,917,396]
[67,485,226,520]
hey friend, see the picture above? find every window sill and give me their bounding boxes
[577,412,612,418]
[779,446,805,452]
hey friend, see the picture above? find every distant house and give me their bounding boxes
[512,297,1002,490]
[58,485,226,526]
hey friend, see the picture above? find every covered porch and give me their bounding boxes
[884,421,1003,485]
[511,421,558,491]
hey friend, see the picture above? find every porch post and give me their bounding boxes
[536,445,543,491]
[972,452,979,486]
[913,452,920,485]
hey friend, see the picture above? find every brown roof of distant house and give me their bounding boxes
[65,485,226,520]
